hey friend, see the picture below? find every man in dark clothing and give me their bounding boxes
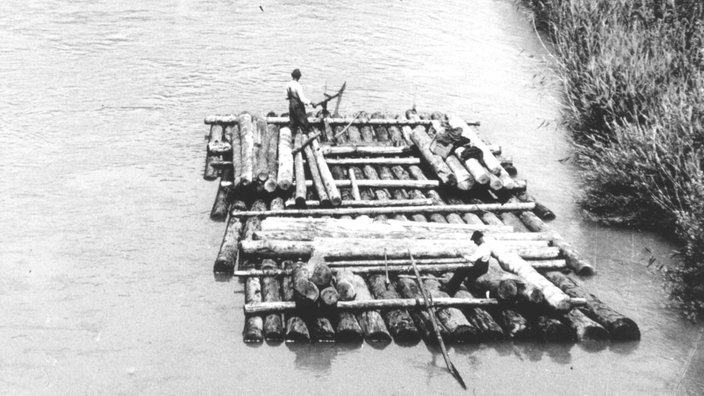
[285,68,316,133]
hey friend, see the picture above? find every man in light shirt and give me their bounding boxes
[285,68,316,134]
[444,231,491,295]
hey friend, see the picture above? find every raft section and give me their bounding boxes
[202,111,640,345]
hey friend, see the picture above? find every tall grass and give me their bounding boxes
[524,0,704,318]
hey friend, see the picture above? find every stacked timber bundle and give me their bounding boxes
[202,109,639,347]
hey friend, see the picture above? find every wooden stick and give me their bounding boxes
[402,125,456,186]
[310,137,342,206]
[284,198,433,208]
[276,127,294,191]
[293,133,307,206]
[244,296,498,314]
[409,251,467,389]
[303,179,440,189]
[321,146,412,156]
[303,141,330,207]
[324,157,421,165]
[264,124,279,192]
[230,202,535,218]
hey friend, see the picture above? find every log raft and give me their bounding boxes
[202,111,638,346]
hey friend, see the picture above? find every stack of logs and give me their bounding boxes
[202,110,639,347]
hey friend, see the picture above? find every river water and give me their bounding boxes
[1,0,702,394]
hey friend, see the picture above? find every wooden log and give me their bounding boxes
[489,243,572,312]
[320,286,340,307]
[453,289,504,341]
[204,124,223,180]
[292,260,319,305]
[210,183,229,221]
[230,123,242,186]
[324,157,420,166]
[395,277,447,341]
[492,309,532,339]
[253,230,549,245]
[564,308,609,342]
[368,274,421,343]
[241,238,559,260]
[362,165,391,201]
[264,124,279,192]
[519,211,595,275]
[276,126,294,191]
[310,138,342,206]
[402,125,456,186]
[307,251,333,289]
[293,134,307,206]
[346,125,362,143]
[261,270,284,342]
[303,179,440,189]
[208,141,232,154]
[321,146,413,156]
[237,113,254,186]
[259,216,517,231]
[213,200,246,273]
[349,274,392,342]
[310,317,336,342]
[205,114,434,125]
[231,202,535,218]
[487,174,504,191]
[447,115,503,174]
[544,272,640,340]
[423,276,479,343]
[233,259,567,277]
[285,198,433,208]
[516,192,556,220]
[500,211,530,232]
[253,117,269,182]
[454,146,490,185]
[445,155,474,191]
[533,314,573,342]
[281,260,310,342]
[446,197,484,225]
[390,165,427,222]
[303,140,330,206]
[243,277,263,342]
[241,199,267,241]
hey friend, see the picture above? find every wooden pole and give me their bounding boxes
[261,264,284,342]
[284,198,434,208]
[303,179,440,189]
[230,202,535,218]
[402,125,456,186]
[205,114,434,125]
[230,123,242,187]
[281,260,310,342]
[294,134,307,206]
[264,123,279,192]
[213,200,246,274]
[324,158,421,166]
[276,127,294,191]
[544,272,640,340]
[237,113,254,186]
[454,146,490,185]
[349,274,392,343]
[243,276,263,342]
[453,289,505,341]
[321,145,412,156]
[423,276,480,343]
[303,141,330,207]
[254,117,270,183]
[310,137,342,206]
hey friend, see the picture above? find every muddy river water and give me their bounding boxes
[1,0,703,394]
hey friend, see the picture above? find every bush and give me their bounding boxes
[524,0,704,318]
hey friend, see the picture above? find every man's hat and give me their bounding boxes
[470,231,484,244]
[291,68,302,79]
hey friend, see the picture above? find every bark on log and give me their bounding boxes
[335,269,357,301]
[564,308,609,342]
[282,260,310,342]
[230,123,242,186]
[254,117,270,182]
[423,276,479,343]
[204,124,223,180]
[531,314,573,342]
[241,199,267,241]
[292,260,319,305]
[519,211,595,275]
[324,158,420,166]
[285,198,433,208]
[390,165,427,222]
[516,192,556,220]
[311,138,342,206]
[447,115,503,174]
[294,134,307,205]
[387,125,405,146]
[231,202,534,219]
[350,274,392,343]
[368,274,421,344]
[454,289,504,341]
[237,113,254,186]
[259,217,517,233]
[402,125,456,186]
[277,127,294,191]
[544,272,640,340]
[500,212,530,232]
[307,251,333,288]
[261,274,284,342]
[347,125,362,143]
[303,141,330,206]
[210,183,229,221]
[310,317,336,342]
[446,197,484,225]
[243,276,263,342]
[264,124,279,192]
[253,229,549,242]
[490,243,571,312]
[321,145,411,156]
[395,277,447,342]
[213,200,246,273]
[320,286,339,307]
[302,179,440,189]
[446,155,474,190]
[492,309,532,339]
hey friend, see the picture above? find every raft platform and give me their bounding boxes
[202,111,640,345]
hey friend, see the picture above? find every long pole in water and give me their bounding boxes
[409,250,467,390]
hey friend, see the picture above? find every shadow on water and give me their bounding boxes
[287,342,361,371]
[213,273,233,283]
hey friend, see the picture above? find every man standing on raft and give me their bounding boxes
[285,68,316,134]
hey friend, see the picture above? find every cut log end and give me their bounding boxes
[610,318,641,341]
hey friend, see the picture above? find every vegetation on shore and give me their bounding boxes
[524,0,704,319]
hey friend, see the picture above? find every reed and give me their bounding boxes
[525,0,704,317]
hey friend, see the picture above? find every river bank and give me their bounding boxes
[523,0,704,318]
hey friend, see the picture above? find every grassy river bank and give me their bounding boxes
[524,0,704,318]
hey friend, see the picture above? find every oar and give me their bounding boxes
[409,250,467,390]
